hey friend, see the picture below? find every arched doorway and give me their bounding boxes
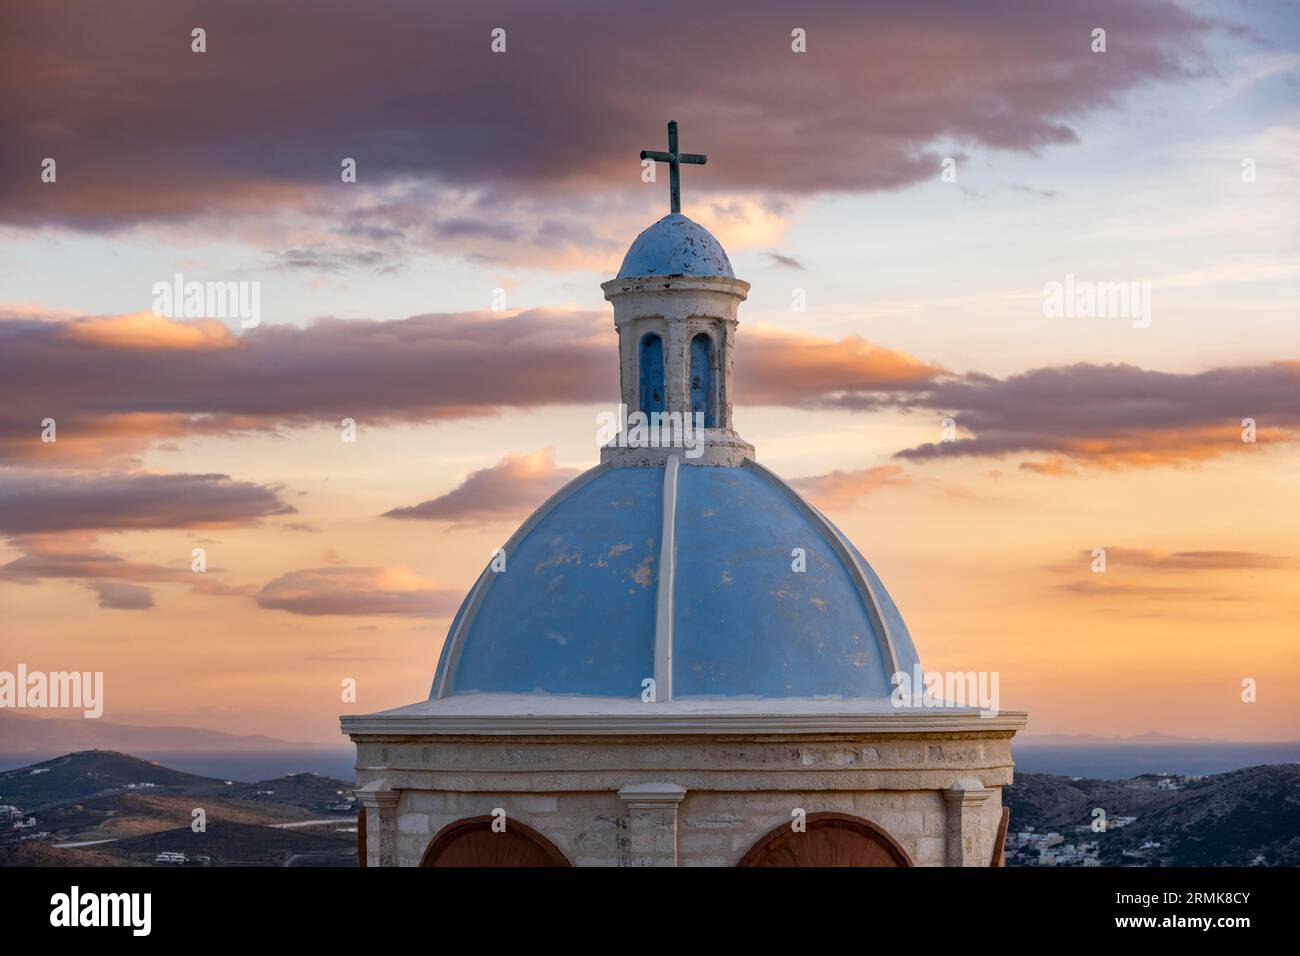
[688,332,717,427]
[357,805,367,867]
[737,812,913,867]
[420,815,571,867]
[639,333,664,414]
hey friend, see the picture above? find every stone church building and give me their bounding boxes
[342,124,1025,867]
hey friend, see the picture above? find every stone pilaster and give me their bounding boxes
[619,783,686,867]
[617,323,637,411]
[356,778,401,867]
[717,318,737,430]
[943,776,994,866]
[664,316,688,416]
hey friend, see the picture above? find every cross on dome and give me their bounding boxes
[640,120,706,214]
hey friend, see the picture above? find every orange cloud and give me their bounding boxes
[4,309,1296,479]
[0,532,255,608]
[1049,547,1289,574]
[0,470,294,534]
[61,313,238,351]
[1018,457,1080,477]
[1055,579,1241,602]
[1045,546,1290,613]
[256,565,461,617]
[739,329,940,405]
[0,470,293,609]
[0,413,198,467]
[789,465,911,510]
[896,362,1300,471]
[1045,426,1286,470]
[384,449,579,526]
[0,307,944,467]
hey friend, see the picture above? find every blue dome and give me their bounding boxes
[617,213,735,278]
[431,460,921,702]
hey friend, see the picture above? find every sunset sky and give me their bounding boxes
[1,0,1296,745]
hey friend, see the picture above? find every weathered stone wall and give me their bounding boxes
[354,729,1014,867]
[677,790,948,866]
[396,789,628,867]
[385,786,1002,867]
[605,276,747,427]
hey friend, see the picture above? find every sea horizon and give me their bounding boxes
[3,741,1299,783]
[0,748,358,783]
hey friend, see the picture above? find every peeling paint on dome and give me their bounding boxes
[433,460,923,701]
[617,213,735,278]
[671,465,902,699]
[446,466,662,697]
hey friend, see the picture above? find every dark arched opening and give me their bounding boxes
[357,805,367,867]
[420,815,571,867]
[737,811,914,867]
[689,333,717,427]
[639,333,664,414]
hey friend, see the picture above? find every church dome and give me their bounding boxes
[617,213,735,279]
[431,459,921,702]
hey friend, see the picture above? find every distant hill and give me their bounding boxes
[0,751,359,867]
[0,711,338,754]
[0,751,219,809]
[1004,764,1300,866]
[0,750,355,809]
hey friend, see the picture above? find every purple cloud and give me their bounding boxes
[888,362,1300,468]
[90,580,155,610]
[0,0,1214,238]
[256,566,462,617]
[0,470,294,534]
[384,449,580,525]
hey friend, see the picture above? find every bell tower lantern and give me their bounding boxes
[599,122,754,467]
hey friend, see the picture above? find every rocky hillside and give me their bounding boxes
[0,750,358,867]
[0,750,218,809]
[1004,764,1300,866]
